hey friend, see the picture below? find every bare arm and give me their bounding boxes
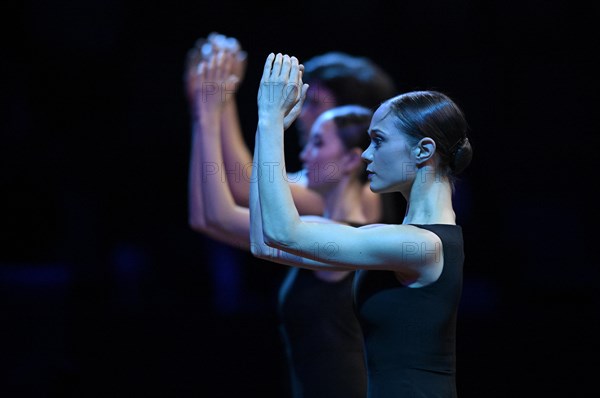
[217,37,253,204]
[185,47,248,249]
[249,128,348,271]
[220,98,253,203]
[185,44,234,243]
[191,50,347,269]
[255,53,443,284]
[195,52,252,250]
[210,35,325,214]
[188,121,244,245]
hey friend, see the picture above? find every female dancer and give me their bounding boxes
[252,53,473,397]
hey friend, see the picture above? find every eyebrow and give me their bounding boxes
[368,128,386,136]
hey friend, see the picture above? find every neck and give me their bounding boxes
[321,177,367,225]
[402,166,456,225]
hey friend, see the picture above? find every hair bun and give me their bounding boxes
[450,137,473,174]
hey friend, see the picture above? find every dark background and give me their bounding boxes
[1,0,598,397]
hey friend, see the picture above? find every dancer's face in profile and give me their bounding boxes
[299,113,347,192]
[362,103,415,194]
[297,83,338,147]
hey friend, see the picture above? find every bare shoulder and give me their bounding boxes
[356,223,443,265]
[358,223,441,241]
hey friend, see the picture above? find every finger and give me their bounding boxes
[227,75,239,84]
[299,64,305,92]
[221,51,234,81]
[261,53,275,82]
[200,41,213,60]
[289,56,300,94]
[215,50,226,81]
[300,83,309,103]
[288,96,303,117]
[234,51,248,77]
[197,61,206,85]
[210,33,227,52]
[214,34,226,46]
[280,54,292,82]
[271,53,283,78]
[195,62,206,112]
[294,83,309,119]
[225,37,240,52]
[233,50,247,74]
[207,52,218,82]
[293,83,309,111]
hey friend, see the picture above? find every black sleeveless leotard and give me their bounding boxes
[353,224,464,398]
[279,267,367,398]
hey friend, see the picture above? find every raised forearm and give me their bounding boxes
[250,130,347,270]
[187,115,249,251]
[249,129,270,258]
[256,117,302,248]
[221,98,252,206]
[199,113,251,246]
[188,122,208,231]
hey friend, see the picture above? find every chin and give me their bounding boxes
[307,183,325,193]
[367,179,380,191]
[370,186,386,194]
[307,179,332,194]
[370,182,394,195]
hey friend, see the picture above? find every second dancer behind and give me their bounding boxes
[188,50,371,398]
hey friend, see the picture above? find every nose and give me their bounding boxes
[299,145,309,163]
[361,146,373,164]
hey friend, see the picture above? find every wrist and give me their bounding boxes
[258,113,284,128]
[198,112,221,129]
[223,97,238,114]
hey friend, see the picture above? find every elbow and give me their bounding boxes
[188,213,206,232]
[262,228,295,252]
[249,229,280,260]
[188,215,205,232]
[203,204,235,230]
[262,233,280,249]
[249,238,272,261]
[250,241,264,258]
[261,214,301,249]
[249,225,272,261]
[189,212,221,234]
[203,208,227,230]
[204,213,220,229]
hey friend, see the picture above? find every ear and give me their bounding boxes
[414,137,436,166]
[342,147,365,174]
